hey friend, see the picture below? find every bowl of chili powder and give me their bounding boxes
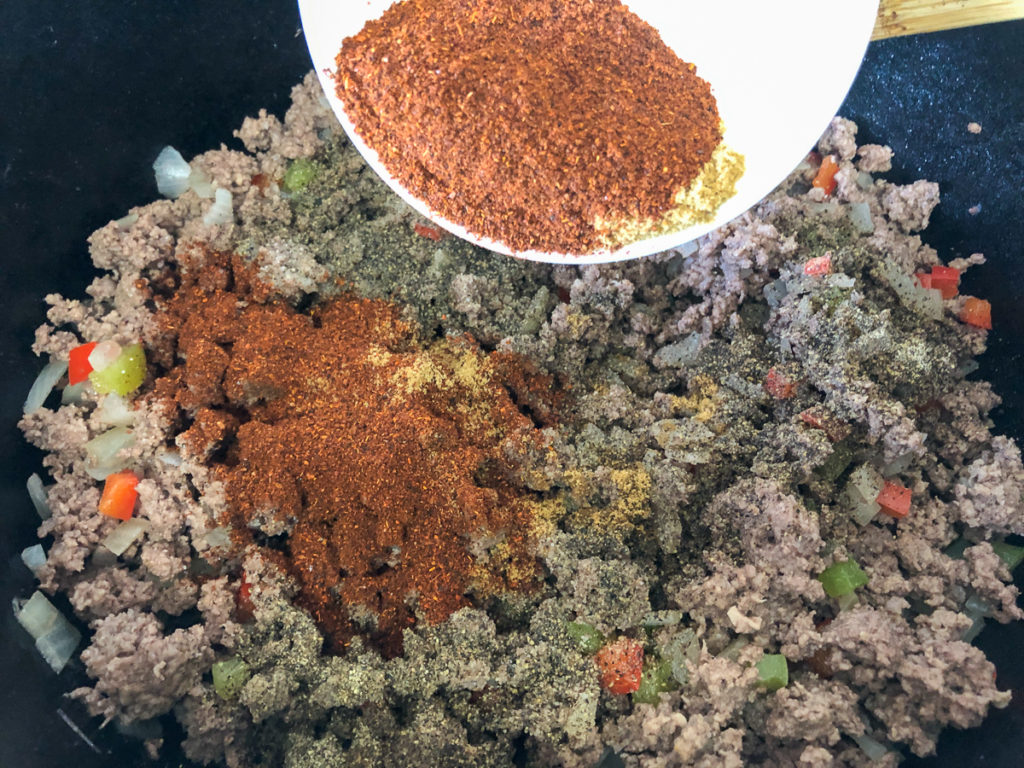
[300,0,879,262]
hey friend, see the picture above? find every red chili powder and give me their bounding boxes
[335,0,722,255]
[151,248,556,655]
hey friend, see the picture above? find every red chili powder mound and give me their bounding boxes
[335,0,722,255]
[150,249,556,655]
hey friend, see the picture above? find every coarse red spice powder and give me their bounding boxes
[335,0,722,255]
[151,248,557,655]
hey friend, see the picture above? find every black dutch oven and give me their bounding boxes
[1,3,1022,765]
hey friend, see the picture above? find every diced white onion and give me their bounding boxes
[882,259,943,321]
[95,393,135,427]
[88,340,122,372]
[84,427,135,480]
[837,592,859,611]
[101,518,150,556]
[21,544,46,574]
[157,450,183,466]
[676,239,698,258]
[855,172,875,191]
[957,360,980,377]
[848,202,874,234]
[881,451,916,477]
[114,212,139,229]
[963,616,986,643]
[849,497,880,526]
[853,733,891,761]
[763,278,788,308]
[202,526,232,548]
[807,201,840,216]
[653,334,701,368]
[153,146,192,198]
[36,622,81,673]
[203,187,234,226]
[14,591,61,639]
[61,381,87,405]
[845,464,883,525]
[27,473,51,519]
[188,167,215,199]
[24,359,68,414]
[964,593,992,620]
[14,592,82,673]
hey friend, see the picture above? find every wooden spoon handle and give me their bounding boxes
[874,0,1024,39]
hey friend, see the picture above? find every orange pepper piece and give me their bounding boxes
[960,297,992,330]
[99,470,139,520]
[812,154,840,196]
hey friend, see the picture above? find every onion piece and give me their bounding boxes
[653,333,701,368]
[202,526,232,548]
[964,593,992,620]
[881,258,943,320]
[21,544,46,574]
[188,166,215,199]
[101,518,150,556]
[963,616,986,643]
[88,340,122,372]
[881,451,916,477]
[14,592,82,673]
[14,591,61,639]
[95,392,135,427]
[24,359,68,414]
[84,426,136,480]
[203,188,234,226]
[853,733,891,761]
[61,381,87,405]
[27,473,52,519]
[845,464,883,525]
[158,450,183,467]
[114,212,139,229]
[36,622,82,673]
[153,146,191,198]
[848,201,874,234]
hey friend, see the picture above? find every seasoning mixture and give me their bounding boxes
[17,73,1024,767]
[153,247,551,655]
[334,0,743,255]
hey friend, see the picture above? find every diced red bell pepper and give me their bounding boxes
[236,573,255,622]
[595,637,644,695]
[914,272,933,290]
[68,341,99,385]
[929,265,960,299]
[812,155,840,196]
[804,253,832,276]
[959,297,992,329]
[413,222,445,241]
[876,481,911,519]
[765,368,797,399]
[99,470,139,521]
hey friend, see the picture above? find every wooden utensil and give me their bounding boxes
[875,0,1024,39]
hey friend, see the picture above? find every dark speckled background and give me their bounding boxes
[0,3,1021,766]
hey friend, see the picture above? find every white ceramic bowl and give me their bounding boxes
[299,0,879,263]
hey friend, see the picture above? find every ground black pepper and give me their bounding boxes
[335,0,724,255]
